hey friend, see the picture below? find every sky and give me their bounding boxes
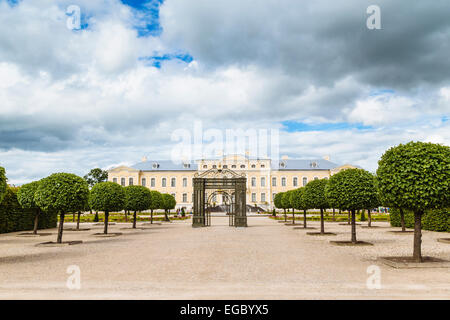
[0,0,449,184]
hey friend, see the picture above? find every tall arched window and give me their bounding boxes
[251,177,256,187]
[162,178,167,187]
[281,177,286,187]
[121,178,125,186]
[151,178,155,187]
[272,177,276,186]
[171,177,176,187]
[293,177,298,187]
[303,177,308,186]
[183,178,187,187]
[261,177,266,187]
[141,178,146,187]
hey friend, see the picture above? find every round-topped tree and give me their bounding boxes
[124,185,152,228]
[326,168,378,244]
[34,173,89,243]
[89,182,125,234]
[303,179,330,234]
[377,141,450,262]
[17,181,42,235]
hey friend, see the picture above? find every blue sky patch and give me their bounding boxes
[282,121,373,132]
[121,0,164,37]
[140,53,194,68]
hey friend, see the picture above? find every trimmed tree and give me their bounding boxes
[273,192,284,220]
[292,187,309,228]
[326,168,378,243]
[0,167,6,205]
[34,173,89,243]
[281,192,291,222]
[89,182,125,234]
[124,185,152,228]
[161,194,176,221]
[17,181,42,234]
[377,141,450,262]
[149,190,163,224]
[303,179,329,234]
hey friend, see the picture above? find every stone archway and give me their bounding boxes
[192,168,247,228]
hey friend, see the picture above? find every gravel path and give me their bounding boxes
[0,217,448,299]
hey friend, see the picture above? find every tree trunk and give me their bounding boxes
[347,211,351,225]
[104,211,109,234]
[283,209,287,222]
[400,208,406,232]
[360,209,365,221]
[368,209,372,227]
[351,209,357,244]
[72,213,75,222]
[76,212,81,230]
[413,211,423,262]
[292,209,295,225]
[94,211,99,222]
[332,208,335,222]
[33,209,40,235]
[303,209,307,228]
[150,209,153,224]
[57,212,65,243]
[320,208,325,234]
[125,210,128,222]
[133,211,137,229]
[164,210,170,222]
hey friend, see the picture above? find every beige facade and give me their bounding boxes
[108,155,357,210]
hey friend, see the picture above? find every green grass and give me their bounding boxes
[61,213,191,223]
[269,214,389,222]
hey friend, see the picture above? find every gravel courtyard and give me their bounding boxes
[0,216,449,299]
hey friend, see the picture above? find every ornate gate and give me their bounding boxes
[193,169,247,228]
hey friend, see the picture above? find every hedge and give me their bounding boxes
[0,187,57,234]
[390,208,450,232]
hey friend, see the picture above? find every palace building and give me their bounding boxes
[107,154,357,211]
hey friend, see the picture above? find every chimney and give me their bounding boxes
[323,155,330,161]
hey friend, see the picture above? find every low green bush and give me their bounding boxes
[0,187,57,233]
[390,208,449,232]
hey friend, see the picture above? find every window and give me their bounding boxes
[121,178,125,186]
[151,178,155,187]
[129,178,133,186]
[272,177,276,187]
[261,164,265,168]
[303,177,308,186]
[293,177,298,187]
[252,193,256,202]
[231,165,237,169]
[171,177,176,187]
[183,163,190,169]
[261,193,266,202]
[141,178,146,187]
[182,193,187,203]
[261,177,266,187]
[223,165,228,169]
[310,162,318,168]
[314,177,319,180]
[183,177,187,187]
[162,178,167,187]
[281,177,286,187]
[280,161,286,168]
[152,163,159,169]
[212,165,217,169]
[203,165,207,169]
[251,164,256,168]
[240,165,245,169]
[113,178,117,184]
[251,177,256,187]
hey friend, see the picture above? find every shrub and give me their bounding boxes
[0,186,56,233]
[390,208,450,232]
[0,166,6,204]
[17,181,42,234]
[124,185,151,228]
